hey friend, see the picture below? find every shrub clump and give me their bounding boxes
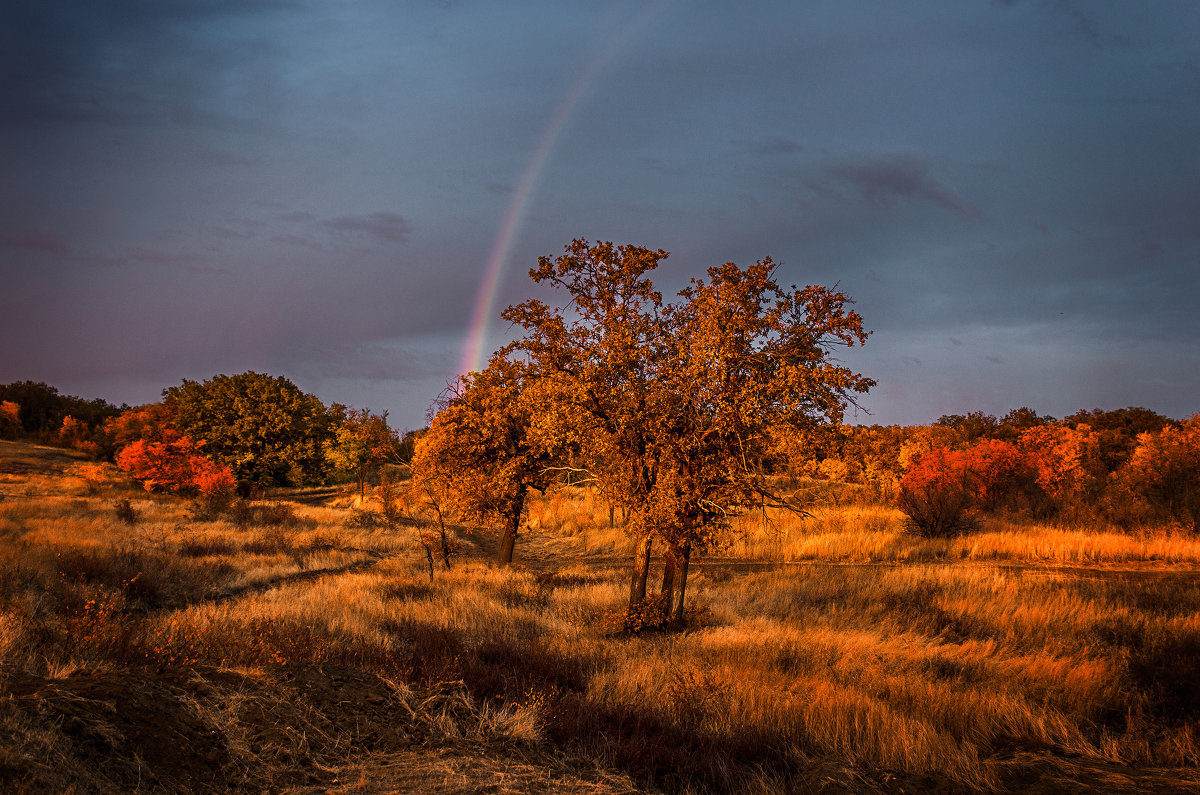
[896,448,978,538]
[114,498,137,526]
[229,501,314,530]
[897,440,1046,537]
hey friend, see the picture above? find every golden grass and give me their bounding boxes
[720,501,1200,566]
[2,449,1199,792]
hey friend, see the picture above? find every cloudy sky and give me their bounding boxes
[2,0,1198,432]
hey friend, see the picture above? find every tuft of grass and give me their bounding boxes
[113,497,137,526]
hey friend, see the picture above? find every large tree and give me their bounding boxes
[503,239,873,623]
[164,372,335,489]
[411,355,558,565]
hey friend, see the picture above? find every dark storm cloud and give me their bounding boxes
[752,138,805,156]
[0,229,71,255]
[324,212,413,244]
[0,1,299,131]
[806,155,980,221]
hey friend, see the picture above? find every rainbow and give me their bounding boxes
[459,0,677,376]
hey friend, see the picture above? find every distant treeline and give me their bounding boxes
[0,379,1180,490]
[2,378,1193,531]
[785,406,1181,491]
[784,406,1196,533]
[0,381,123,439]
[0,377,422,496]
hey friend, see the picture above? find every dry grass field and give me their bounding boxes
[2,440,1199,793]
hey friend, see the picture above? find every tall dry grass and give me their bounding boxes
[2,451,1199,792]
[523,478,1200,568]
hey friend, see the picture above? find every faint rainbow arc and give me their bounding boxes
[459,0,676,376]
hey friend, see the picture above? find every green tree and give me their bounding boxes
[503,239,873,624]
[326,407,401,499]
[164,372,335,489]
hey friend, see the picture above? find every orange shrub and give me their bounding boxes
[115,431,236,497]
[56,414,102,457]
[958,439,1041,513]
[193,466,237,499]
[101,402,175,451]
[898,440,1045,535]
[896,447,976,537]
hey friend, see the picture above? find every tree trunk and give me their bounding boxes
[659,548,677,602]
[422,539,434,582]
[425,498,453,571]
[670,544,691,628]
[436,515,452,571]
[608,502,616,529]
[498,528,517,565]
[629,535,653,608]
[497,495,523,566]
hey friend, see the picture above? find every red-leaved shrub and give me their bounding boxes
[896,447,977,537]
[898,440,1045,536]
[116,431,235,498]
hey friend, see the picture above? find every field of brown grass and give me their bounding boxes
[2,440,1199,793]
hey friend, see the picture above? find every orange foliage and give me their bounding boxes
[503,239,873,615]
[896,447,976,537]
[1017,423,1104,507]
[56,414,101,456]
[898,439,1047,534]
[899,446,971,495]
[900,417,1199,533]
[326,407,400,498]
[115,430,235,496]
[901,440,1038,511]
[1110,416,1200,531]
[192,465,237,499]
[412,356,555,565]
[956,439,1038,512]
[103,402,175,449]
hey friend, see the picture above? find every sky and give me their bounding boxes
[2,0,1198,433]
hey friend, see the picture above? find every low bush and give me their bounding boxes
[229,501,314,530]
[896,479,976,537]
[114,498,137,525]
[896,448,977,537]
